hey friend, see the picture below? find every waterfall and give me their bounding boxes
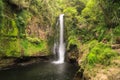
[53,14,65,64]
[58,14,65,63]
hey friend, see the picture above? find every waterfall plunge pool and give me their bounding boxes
[0,62,78,80]
[0,14,79,80]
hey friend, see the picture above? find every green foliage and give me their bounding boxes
[30,0,43,14]
[0,37,20,57]
[97,0,120,27]
[16,10,31,36]
[0,0,3,18]
[87,52,97,65]
[5,39,20,57]
[75,0,120,43]
[81,0,104,24]
[0,0,60,57]
[113,25,120,36]
[30,0,61,27]
[0,0,119,58]
[0,0,4,30]
[67,35,80,50]
[1,18,19,36]
[64,7,77,16]
[9,0,30,8]
[80,0,89,4]
[63,0,86,51]
[21,38,48,56]
[26,37,40,44]
[8,19,18,36]
[85,40,118,66]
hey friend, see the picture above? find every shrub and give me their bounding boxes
[85,40,118,66]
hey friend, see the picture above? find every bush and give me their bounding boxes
[86,40,118,66]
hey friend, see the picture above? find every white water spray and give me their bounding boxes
[53,14,65,64]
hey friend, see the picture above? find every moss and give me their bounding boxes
[6,39,20,57]
[26,37,40,44]
[16,10,32,36]
[0,0,55,57]
[0,37,20,57]
[8,19,18,36]
[20,38,49,56]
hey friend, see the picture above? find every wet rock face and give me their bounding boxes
[26,17,52,40]
[73,68,85,80]
[66,44,79,63]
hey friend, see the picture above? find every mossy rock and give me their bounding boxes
[0,38,20,57]
[20,38,49,56]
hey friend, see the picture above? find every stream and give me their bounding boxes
[0,62,78,80]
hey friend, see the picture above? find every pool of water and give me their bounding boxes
[0,62,78,80]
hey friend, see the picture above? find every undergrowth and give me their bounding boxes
[81,40,118,68]
[20,38,48,56]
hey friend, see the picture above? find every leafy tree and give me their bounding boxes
[98,0,120,27]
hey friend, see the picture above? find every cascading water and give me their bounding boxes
[58,14,65,63]
[53,14,65,64]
